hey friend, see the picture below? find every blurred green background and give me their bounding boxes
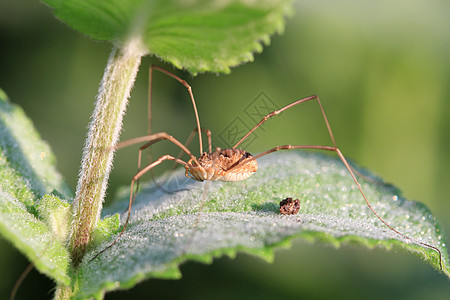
[1,0,450,299]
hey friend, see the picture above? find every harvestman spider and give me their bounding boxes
[90,65,443,269]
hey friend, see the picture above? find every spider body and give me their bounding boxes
[186,148,258,182]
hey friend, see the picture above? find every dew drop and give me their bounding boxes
[393,195,398,201]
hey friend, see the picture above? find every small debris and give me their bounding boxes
[279,198,300,215]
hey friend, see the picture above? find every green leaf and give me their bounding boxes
[36,194,72,243]
[42,0,294,74]
[0,89,72,284]
[75,152,449,299]
[0,89,72,201]
[91,214,121,245]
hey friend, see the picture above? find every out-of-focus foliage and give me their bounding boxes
[43,0,293,74]
[0,91,72,285]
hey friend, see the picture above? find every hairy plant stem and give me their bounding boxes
[68,37,146,266]
[53,285,72,300]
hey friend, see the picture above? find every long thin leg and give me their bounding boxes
[175,127,212,162]
[149,65,204,154]
[10,262,34,300]
[92,132,199,257]
[231,144,443,270]
[230,95,442,269]
[237,95,383,186]
[116,132,200,167]
[90,155,190,262]
[233,95,336,149]
[135,128,210,194]
[145,66,205,193]
[137,127,211,174]
[117,132,201,196]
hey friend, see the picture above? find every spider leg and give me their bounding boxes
[173,127,212,167]
[233,95,336,149]
[145,65,207,193]
[149,65,203,154]
[10,262,34,300]
[116,132,201,195]
[240,144,444,270]
[90,155,189,261]
[137,127,211,194]
[232,95,442,269]
[116,132,200,167]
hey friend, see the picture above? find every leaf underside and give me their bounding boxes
[77,152,449,299]
[42,0,294,74]
[0,90,72,285]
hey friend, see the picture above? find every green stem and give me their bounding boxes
[69,37,147,265]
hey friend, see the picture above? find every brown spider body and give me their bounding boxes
[186,148,258,182]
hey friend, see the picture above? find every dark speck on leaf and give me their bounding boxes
[279,198,300,215]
